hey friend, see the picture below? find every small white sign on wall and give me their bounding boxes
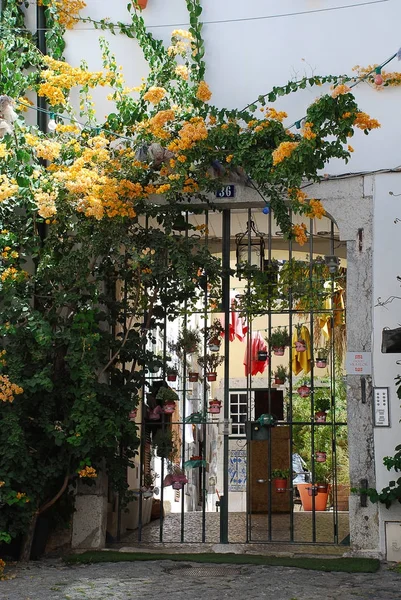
[374,387,390,427]
[345,352,372,374]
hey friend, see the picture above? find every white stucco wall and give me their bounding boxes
[373,173,401,557]
[62,0,401,176]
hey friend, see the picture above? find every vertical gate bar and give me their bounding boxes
[201,210,209,543]
[247,208,254,542]
[138,215,150,542]
[245,213,252,543]
[330,219,339,543]
[180,211,189,543]
[309,217,317,543]
[289,210,294,542]
[159,306,168,543]
[267,208,272,542]
[220,209,231,544]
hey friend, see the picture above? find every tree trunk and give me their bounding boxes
[19,511,39,562]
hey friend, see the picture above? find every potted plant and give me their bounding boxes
[166,365,179,382]
[315,450,327,463]
[156,386,179,414]
[271,468,290,493]
[315,346,329,368]
[152,429,178,460]
[209,398,222,414]
[197,353,224,382]
[268,327,290,355]
[314,396,330,422]
[207,319,224,352]
[297,382,311,397]
[176,327,201,355]
[294,324,306,352]
[188,370,199,382]
[163,465,188,490]
[314,461,331,494]
[274,365,288,385]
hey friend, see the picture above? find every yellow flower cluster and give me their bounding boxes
[292,223,308,246]
[38,0,86,29]
[56,123,81,134]
[35,140,62,162]
[0,175,18,203]
[168,118,208,153]
[147,109,175,139]
[0,374,23,402]
[306,199,325,219]
[0,350,6,366]
[171,29,194,41]
[143,86,167,105]
[265,107,288,122]
[331,84,351,98]
[17,96,34,112]
[168,40,190,57]
[353,64,401,87]
[39,56,113,106]
[196,81,212,102]
[34,191,58,219]
[175,65,189,81]
[1,267,27,283]
[78,466,97,478]
[0,143,8,158]
[354,112,381,130]
[272,141,299,165]
[288,188,308,203]
[16,492,29,501]
[302,122,317,140]
[0,481,4,487]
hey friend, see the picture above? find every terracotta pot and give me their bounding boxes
[209,399,222,414]
[316,451,327,463]
[273,477,287,493]
[206,372,217,382]
[273,347,285,356]
[297,384,310,398]
[188,372,199,382]
[295,340,306,352]
[136,0,148,8]
[208,339,221,352]
[167,374,177,382]
[315,411,327,423]
[274,377,285,385]
[316,359,327,368]
[297,483,329,511]
[163,401,176,414]
[257,350,268,361]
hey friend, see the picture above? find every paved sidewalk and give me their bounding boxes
[1,558,401,600]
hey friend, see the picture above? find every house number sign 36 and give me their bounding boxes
[216,185,235,198]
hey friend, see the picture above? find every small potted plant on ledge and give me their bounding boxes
[314,396,331,422]
[209,398,222,414]
[175,327,201,355]
[268,327,290,356]
[197,353,224,382]
[297,382,311,398]
[315,346,329,368]
[166,365,179,382]
[157,386,179,414]
[294,324,307,352]
[271,468,290,493]
[207,319,224,352]
[274,365,288,385]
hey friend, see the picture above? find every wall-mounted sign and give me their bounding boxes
[215,185,235,198]
[374,387,390,427]
[345,351,372,374]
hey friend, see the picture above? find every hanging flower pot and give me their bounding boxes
[163,400,176,414]
[208,338,221,353]
[129,409,137,421]
[257,350,268,361]
[315,358,327,368]
[272,347,285,356]
[167,373,177,382]
[316,451,327,463]
[172,480,184,490]
[297,384,310,398]
[315,411,327,423]
[274,377,285,385]
[273,478,287,493]
[188,371,199,383]
[148,406,162,420]
[209,398,222,414]
[295,340,306,352]
[206,372,217,382]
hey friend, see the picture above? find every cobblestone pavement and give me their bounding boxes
[1,558,401,600]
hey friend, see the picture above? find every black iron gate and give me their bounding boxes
[116,207,348,546]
